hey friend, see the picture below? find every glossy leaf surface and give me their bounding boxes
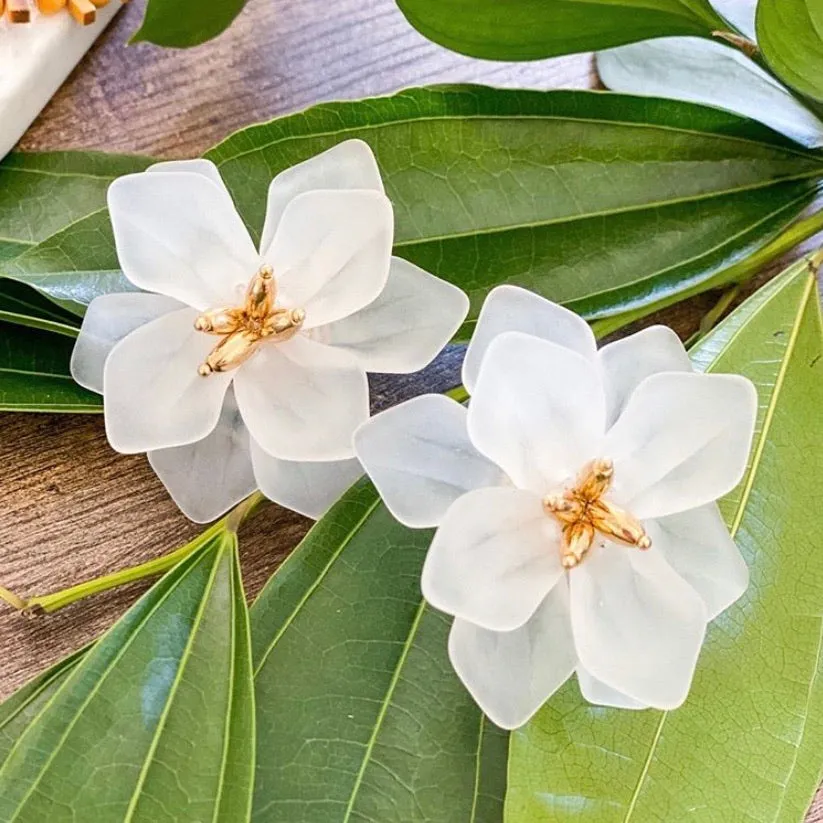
[131,0,247,48]
[758,0,823,104]
[394,0,726,60]
[209,86,823,336]
[251,480,508,822]
[0,321,101,412]
[0,533,255,823]
[507,259,823,821]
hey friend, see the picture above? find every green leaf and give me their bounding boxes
[4,89,823,335]
[250,479,508,822]
[0,152,152,265]
[0,650,85,767]
[0,320,101,412]
[208,86,823,336]
[506,258,823,821]
[0,279,80,336]
[130,0,246,48]
[0,532,255,823]
[394,0,726,61]
[757,0,823,105]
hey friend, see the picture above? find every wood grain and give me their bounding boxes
[2,0,823,817]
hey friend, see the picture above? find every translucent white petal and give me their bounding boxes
[147,158,232,196]
[606,372,757,518]
[467,332,606,494]
[71,292,184,393]
[311,257,469,373]
[570,543,707,708]
[646,504,748,620]
[462,285,597,394]
[250,440,362,520]
[448,581,577,729]
[103,307,233,454]
[264,189,394,329]
[148,388,256,523]
[353,394,507,528]
[599,325,693,427]
[233,334,368,462]
[576,668,648,710]
[108,171,259,310]
[598,37,823,148]
[260,140,384,253]
[422,487,563,632]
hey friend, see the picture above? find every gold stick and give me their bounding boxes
[36,0,67,12]
[7,0,31,24]
[67,0,95,24]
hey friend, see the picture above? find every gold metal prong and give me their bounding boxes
[590,499,650,549]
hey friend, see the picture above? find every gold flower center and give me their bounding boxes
[194,265,305,376]
[543,458,651,569]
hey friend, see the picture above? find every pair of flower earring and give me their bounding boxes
[71,139,757,729]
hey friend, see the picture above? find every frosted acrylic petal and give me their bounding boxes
[147,158,231,195]
[103,307,233,454]
[264,189,393,329]
[108,171,259,310]
[599,325,692,426]
[311,257,469,373]
[449,581,577,729]
[570,543,707,708]
[467,332,606,494]
[251,440,362,520]
[647,504,749,620]
[462,285,597,394]
[422,487,563,632]
[577,668,648,710]
[354,394,507,528]
[233,334,368,462]
[71,292,184,393]
[148,388,256,523]
[260,140,384,253]
[598,37,823,148]
[606,372,757,518]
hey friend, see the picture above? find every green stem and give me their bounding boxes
[592,206,823,338]
[685,284,741,348]
[8,491,267,616]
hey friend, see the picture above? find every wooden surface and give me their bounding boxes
[1,0,822,818]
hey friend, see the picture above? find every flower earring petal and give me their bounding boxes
[607,371,758,519]
[311,257,469,374]
[103,308,233,454]
[462,285,597,394]
[353,394,506,528]
[576,667,647,710]
[250,441,363,520]
[108,171,259,310]
[71,292,184,393]
[148,388,256,524]
[260,139,384,252]
[449,581,577,730]
[421,486,564,632]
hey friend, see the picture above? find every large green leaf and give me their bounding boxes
[209,86,823,336]
[0,320,101,412]
[250,480,508,822]
[507,259,823,821]
[757,0,823,105]
[0,152,152,265]
[394,0,727,60]
[130,0,247,48]
[0,279,80,336]
[0,532,255,823]
[4,88,823,337]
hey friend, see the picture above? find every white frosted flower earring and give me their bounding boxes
[354,285,757,729]
[71,139,469,522]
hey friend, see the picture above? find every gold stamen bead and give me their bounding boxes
[194,316,212,332]
[637,535,652,550]
[291,308,306,324]
[198,363,213,377]
[259,264,273,279]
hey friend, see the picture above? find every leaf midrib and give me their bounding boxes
[621,271,816,823]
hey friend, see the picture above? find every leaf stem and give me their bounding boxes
[4,492,267,616]
[592,206,823,338]
[685,284,742,348]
